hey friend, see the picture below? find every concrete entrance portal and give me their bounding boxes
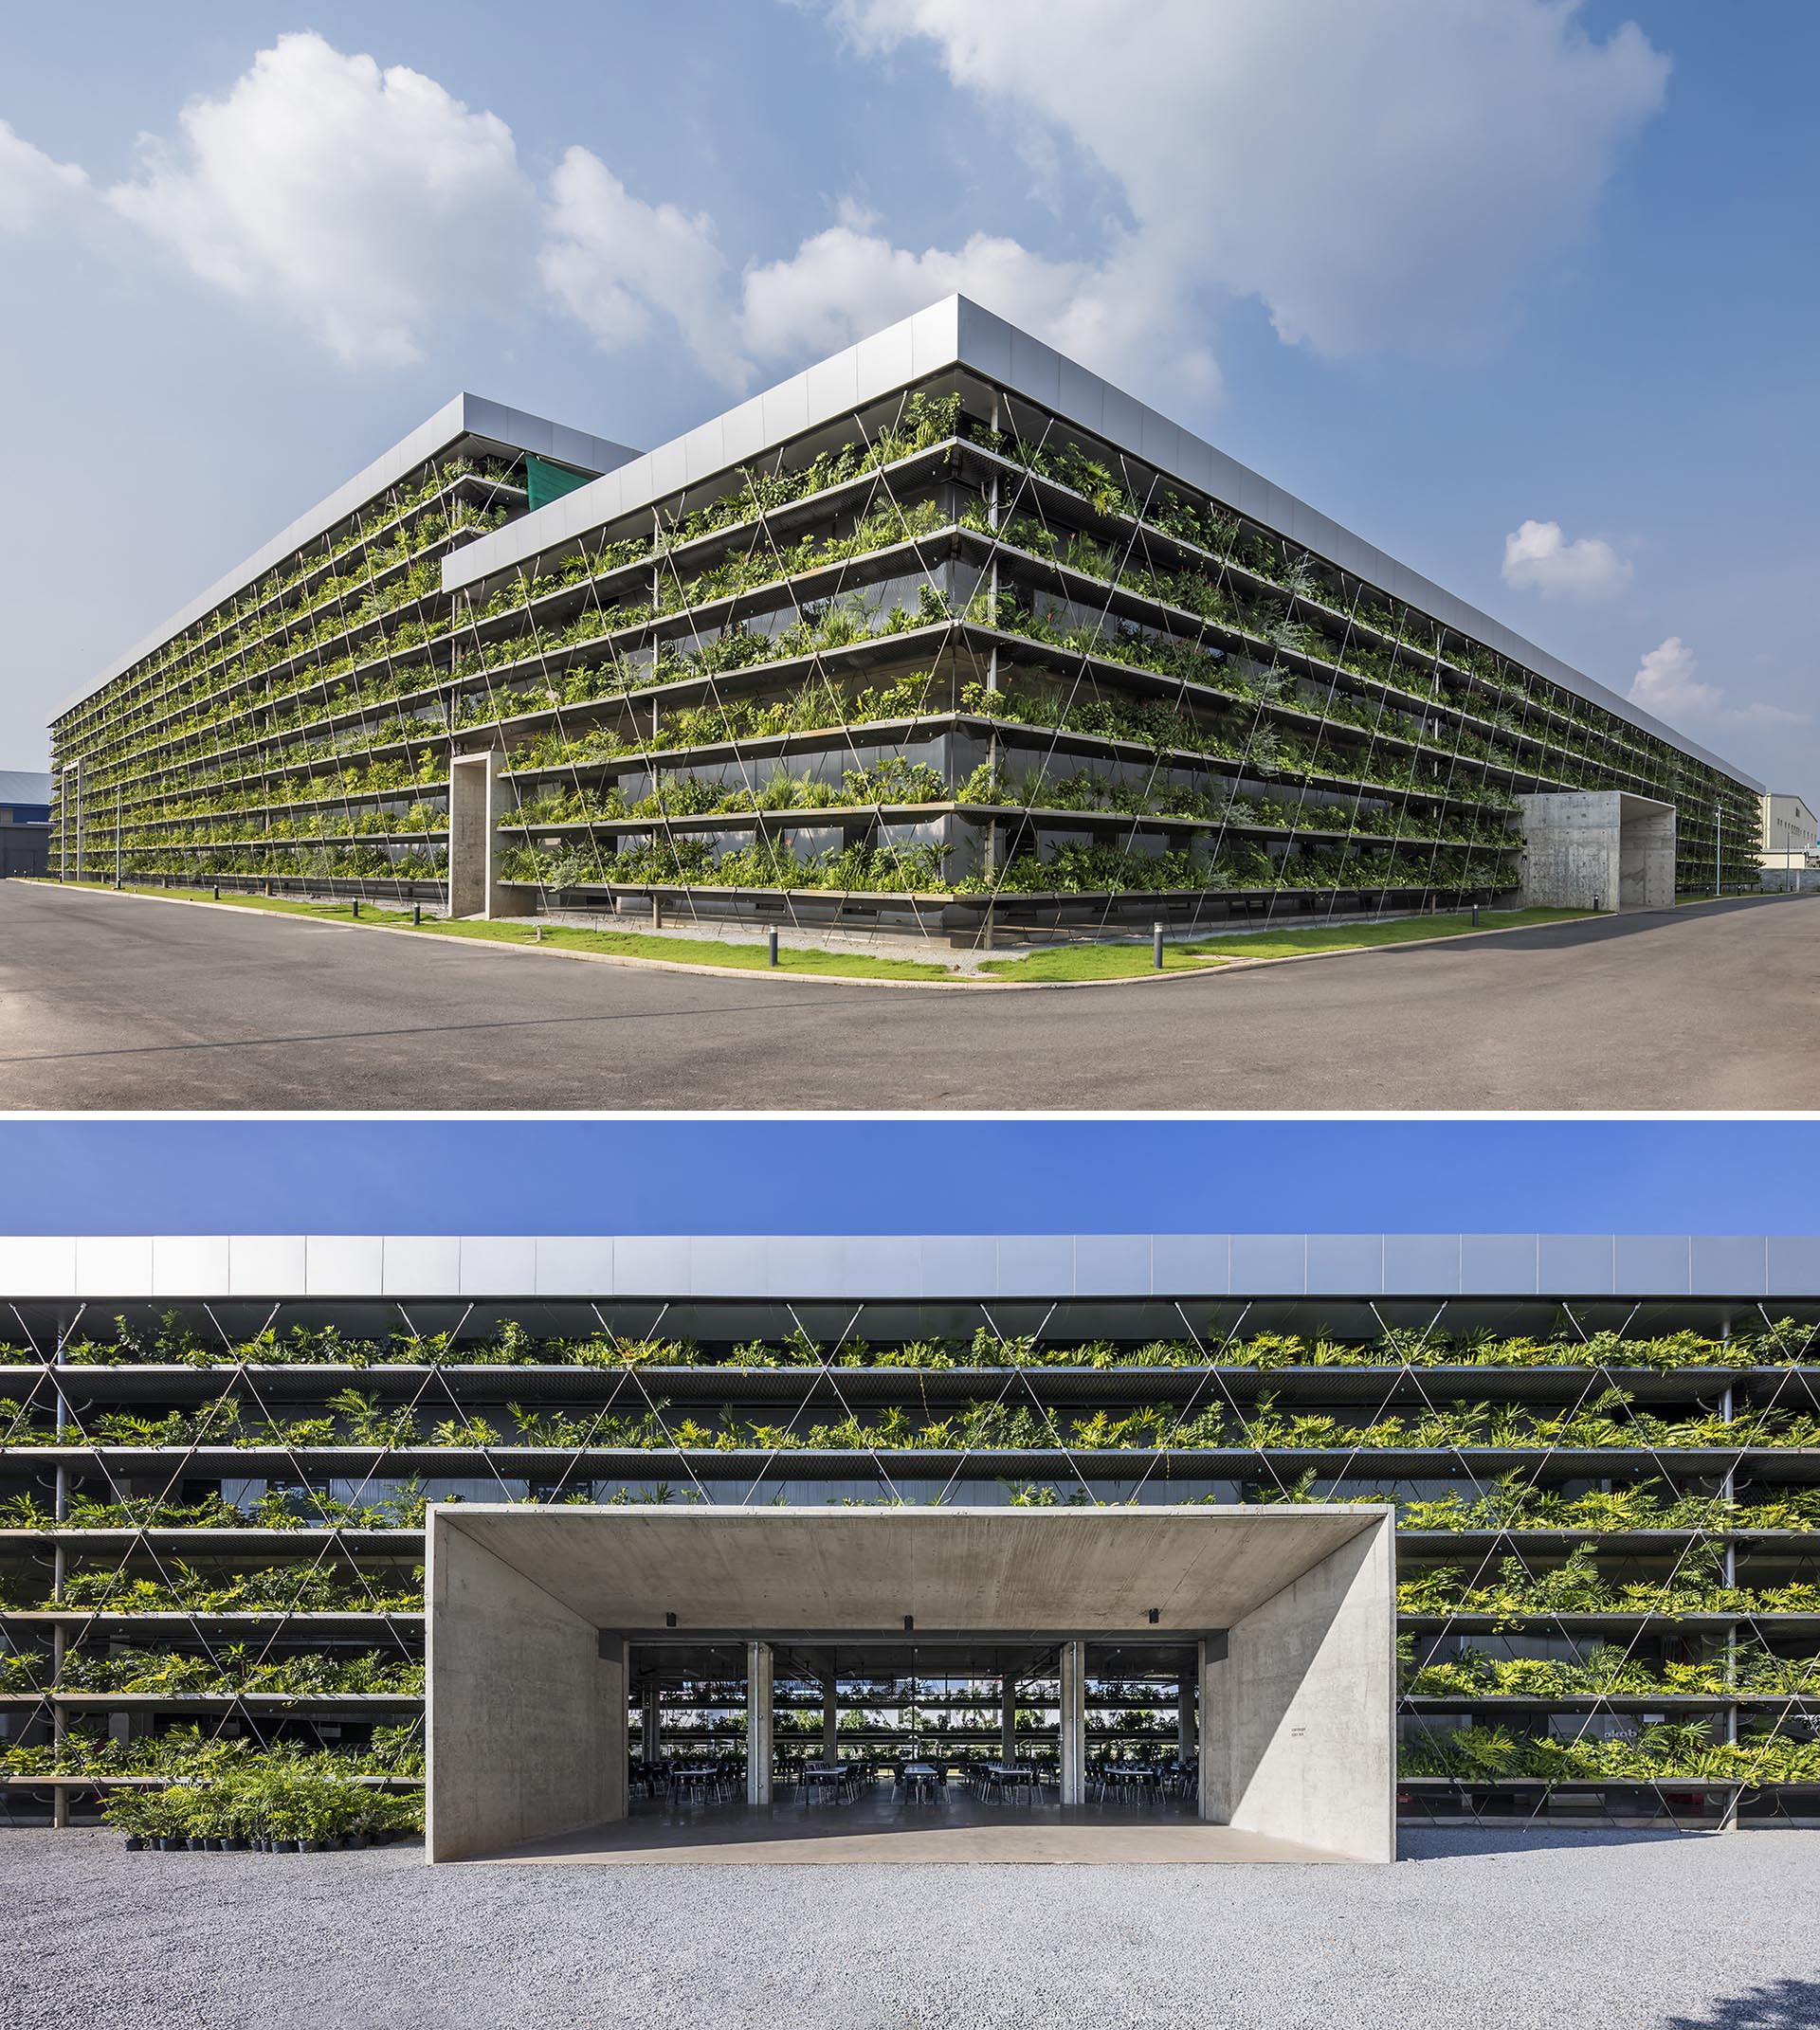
[1517,789,1676,912]
[427,1505,1395,1865]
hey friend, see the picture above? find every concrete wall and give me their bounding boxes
[448,751,531,919]
[1517,791,1674,912]
[1201,1515,1396,1862]
[427,1516,625,1862]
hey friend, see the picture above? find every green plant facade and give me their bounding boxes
[48,313,1761,934]
[4,1251,1819,1831]
[44,401,630,900]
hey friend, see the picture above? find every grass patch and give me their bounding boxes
[40,882,957,982]
[978,907,1594,982]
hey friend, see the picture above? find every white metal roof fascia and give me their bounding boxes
[441,298,970,595]
[52,394,639,725]
[0,1233,1809,1301]
[443,295,1756,790]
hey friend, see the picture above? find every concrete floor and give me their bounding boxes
[481,1791,1332,1865]
[4,879,1818,1110]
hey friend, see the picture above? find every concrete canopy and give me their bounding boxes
[428,1504,1396,1866]
[433,1503,1377,1632]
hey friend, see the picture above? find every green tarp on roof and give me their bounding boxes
[525,454,596,513]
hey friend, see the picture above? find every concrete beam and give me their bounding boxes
[427,1516,624,1862]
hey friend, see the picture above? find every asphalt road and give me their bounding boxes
[1,879,1815,1111]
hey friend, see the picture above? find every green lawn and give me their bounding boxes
[41,882,958,982]
[978,907,1594,983]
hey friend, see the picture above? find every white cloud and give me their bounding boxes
[0,119,88,232]
[1629,637,1720,716]
[795,0,1668,390]
[739,212,1220,396]
[1629,638,1808,728]
[105,31,536,367]
[539,147,749,390]
[1502,518,1631,599]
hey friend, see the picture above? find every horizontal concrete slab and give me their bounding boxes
[435,1503,1383,1634]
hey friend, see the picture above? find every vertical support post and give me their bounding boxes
[641,1682,661,1767]
[1059,1640,1086,1807]
[1178,1674,1196,1761]
[1197,1635,1223,1823]
[1001,1676,1017,1763]
[983,389,1002,883]
[50,1338,68,1827]
[746,1640,774,1806]
[1720,1362,1739,1830]
[822,1673,840,1763]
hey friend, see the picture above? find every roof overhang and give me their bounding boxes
[431,1502,1386,1637]
[1,1232,1813,1301]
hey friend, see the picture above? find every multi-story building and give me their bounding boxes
[47,301,1761,941]
[45,397,633,903]
[3,1230,1817,1841]
[0,771,52,879]
[1759,793,1817,871]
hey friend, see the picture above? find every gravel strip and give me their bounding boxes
[3,1827,1818,2030]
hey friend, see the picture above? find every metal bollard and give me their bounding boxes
[351,898,360,919]
[211,885,219,901]
[768,929,780,968]
[412,904,422,927]
[1153,922,1165,970]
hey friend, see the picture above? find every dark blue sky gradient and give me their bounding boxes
[0,1119,1811,1236]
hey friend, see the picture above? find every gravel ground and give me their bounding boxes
[4,1827,1817,2030]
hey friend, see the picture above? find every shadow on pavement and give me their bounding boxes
[1660,1979,1820,2028]
[1376,894,1818,961]
[1397,1824,1721,1858]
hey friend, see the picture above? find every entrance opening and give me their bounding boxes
[428,1504,1395,1863]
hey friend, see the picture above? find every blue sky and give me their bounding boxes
[0,1119,1813,1235]
[3,1,1814,790]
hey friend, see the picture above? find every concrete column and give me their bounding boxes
[448,750,533,920]
[1208,1519,1397,1861]
[426,1515,626,1862]
[1198,1637,1226,1823]
[1177,1674,1196,1760]
[641,1681,660,1766]
[822,1672,840,1762]
[1058,1640,1087,1806]
[1000,1677,1017,1762]
[746,1640,774,1806]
